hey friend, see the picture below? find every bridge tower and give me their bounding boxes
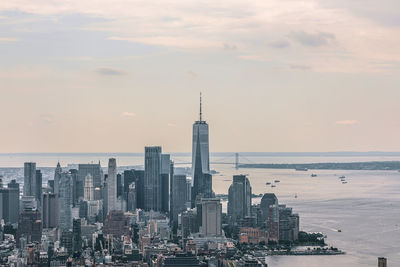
[235,153,239,169]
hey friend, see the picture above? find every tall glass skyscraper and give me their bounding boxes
[59,172,72,231]
[191,94,212,207]
[23,162,36,197]
[144,146,162,211]
[107,158,117,214]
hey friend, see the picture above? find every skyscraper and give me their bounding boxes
[200,198,222,237]
[228,175,252,224]
[84,174,95,201]
[107,158,117,214]
[0,186,19,224]
[144,146,162,211]
[35,170,42,208]
[260,193,278,226]
[54,162,62,195]
[41,193,59,228]
[59,172,72,230]
[72,218,82,253]
[191,94,212,207]
[78,163,103,200]
[161,154,171,213]
[24,162,36,197]
[171,175,188,226]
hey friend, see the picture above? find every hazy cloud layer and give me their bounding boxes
[96,67,126,76]
[290,31,335,47]
[1,0,400,73]
[336,120,358,125]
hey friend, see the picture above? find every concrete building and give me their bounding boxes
[260,193,278,227]
[42,193,59,228]
[200,198,222,237]
[144,146,162,211]
[103,210,130,238]
[17,209,42,246]
[228,175,252,224]
[84,174,94,201]
[24,162,36,197]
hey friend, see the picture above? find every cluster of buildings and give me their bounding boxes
[0,96,300,266]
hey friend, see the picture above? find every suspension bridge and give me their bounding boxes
[173,153,255,169]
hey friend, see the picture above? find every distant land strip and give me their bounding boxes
[239,161,400,170]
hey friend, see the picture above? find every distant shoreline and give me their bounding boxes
[239,161,400,170]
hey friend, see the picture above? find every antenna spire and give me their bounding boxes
[200,92,202,121]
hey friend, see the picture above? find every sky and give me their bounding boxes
[1,0,400,153]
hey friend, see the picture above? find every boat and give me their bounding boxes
[342,181,347,184]
[274,180,280,183]
[311,174,317,177]
[271,184,276,188]
[337,229,342,232]
[339,176,345,179]
[266,182,271,185]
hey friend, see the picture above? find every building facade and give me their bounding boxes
[144,146,162,211]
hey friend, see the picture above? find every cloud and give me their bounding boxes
[269,40,290,49]
[290,31,335,47]
[290,64,311,70]
[40,114,53,124]
[0,37,18,42]
[95,67,126,76]
[121,112,136,117]
[336,120,358,125]
[223,43,237,50]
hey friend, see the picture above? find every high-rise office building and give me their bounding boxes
[278,204,299,242]
[16,209,42,247]
[107,158,117,214]
[191,94,212,207]
[117,173,123,199]
[70,169,79,207]
[84,174,95,201]
[260,193,278,227]
[41,193,59,228]
[35,170,42,208]
[54,162,62,195]
[127,182,137,212]
[161,154,171,213]
[228,175,252,224]
[78,163,103,200]
[7,179,20,223]
[59,172,72,230]
[171,175,188,226]
[24,162,36,197]
[72,218,82,253]
[200,198,222,237]
[378,257,387,267]
[0,186,20,224]
[144,146,162,211]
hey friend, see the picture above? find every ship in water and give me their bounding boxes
[311,174,317,177]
